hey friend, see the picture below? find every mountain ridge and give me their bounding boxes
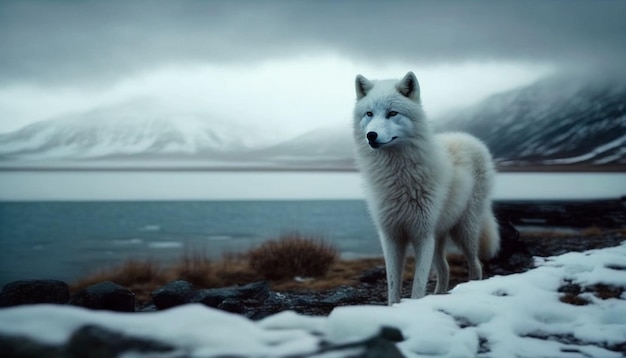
[435,74,626,169]
[1,74,624,171]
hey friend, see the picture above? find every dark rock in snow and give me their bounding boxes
[319,326,405,358]
[66,325,177,358]
[0,279,70,307]
[151,280,194,310]
[0,334,63,358]
[69,281,135,312]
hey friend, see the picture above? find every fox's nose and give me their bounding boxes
[366,132,378,142]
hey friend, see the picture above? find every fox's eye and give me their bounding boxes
[366,111,373,117]
[388,111,398,117]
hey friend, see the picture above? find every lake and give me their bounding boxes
[0,171,624,286]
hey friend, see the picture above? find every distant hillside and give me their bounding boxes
[1,74,624,171]
[436,74,626,170]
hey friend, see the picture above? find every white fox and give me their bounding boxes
[353,72,500,304]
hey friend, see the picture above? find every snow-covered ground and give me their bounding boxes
[1,242,625,357]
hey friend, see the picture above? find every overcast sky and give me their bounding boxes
[1,0,625,137]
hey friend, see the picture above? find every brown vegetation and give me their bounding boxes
[248,234,338,280]
[70,228,625,306]
[70,234,344,304]
[70,259,166,303]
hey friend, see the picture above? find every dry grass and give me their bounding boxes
[70,258,168,303]
[71,234,343,304]
[69,238,469,305]
[70,226,623,305]
[171,249,219,288]
[247,234,338,281]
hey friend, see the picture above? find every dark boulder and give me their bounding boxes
[187,281,270,311]
[151,280,193,310]
[0,279,70,307]
[69,281,135,312]
[359,266,386,284]
[218,297,246,313]
[238,281,271,302]
[321,286,360,306]
[187,286,239,308]
[66,325,176,358]
[319,326,405,358]
[0,334,63,358]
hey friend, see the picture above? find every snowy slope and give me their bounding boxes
[0,99,250,162]
[1,242,625,357]
[437,74,626,168]
[250,126,355,169]
[2,74,625,170]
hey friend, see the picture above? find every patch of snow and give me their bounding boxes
[0,242,625,357]
[542,135,626,165]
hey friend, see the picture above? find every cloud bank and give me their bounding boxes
[2,0,625,86]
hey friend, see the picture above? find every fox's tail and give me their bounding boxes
[479,210,500,260]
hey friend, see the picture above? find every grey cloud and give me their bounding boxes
[1,0,625,86]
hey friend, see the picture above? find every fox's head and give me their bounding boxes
[353,72,428,150]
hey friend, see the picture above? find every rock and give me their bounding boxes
[0,279,70,307]
[218,297,246,313]
[151,280,193,310]
[188,286,240,308]
[238,281,271,302]
[497,219,520,242]
[379,326,405,343]
[359,266,386,284]
[319,326,405,358]
[187,281,270,310]
[358,335,405,358]
[321,286,359,306]
[66,325,176,358]
[0,334,63,358]
[69,281,135,312]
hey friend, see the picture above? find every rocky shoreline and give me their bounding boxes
[1,198,624,318]
[0,198,625,358]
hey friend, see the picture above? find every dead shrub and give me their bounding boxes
[171,249,219,287]
[247,234,338,280]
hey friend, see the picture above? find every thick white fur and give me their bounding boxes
[353,72,500,305]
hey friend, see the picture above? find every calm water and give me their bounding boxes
[0,171,624,287]
[0,200,380,286]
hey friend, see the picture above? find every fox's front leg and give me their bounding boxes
[410,233,435,299]
[381,234,408,305]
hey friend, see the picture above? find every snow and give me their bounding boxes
[542,135,625,165]
[1,242,625,357]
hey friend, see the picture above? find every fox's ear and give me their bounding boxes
[355,74,373,100]
[397,71,420,100]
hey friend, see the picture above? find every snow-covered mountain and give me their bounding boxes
[1,74,624,171]
[0,96,356,169]
[249,127,354,169]
[0,99,259,164]
[436,74,626,169]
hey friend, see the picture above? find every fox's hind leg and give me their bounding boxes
[450,213,483,281]
[433,234,450,294]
